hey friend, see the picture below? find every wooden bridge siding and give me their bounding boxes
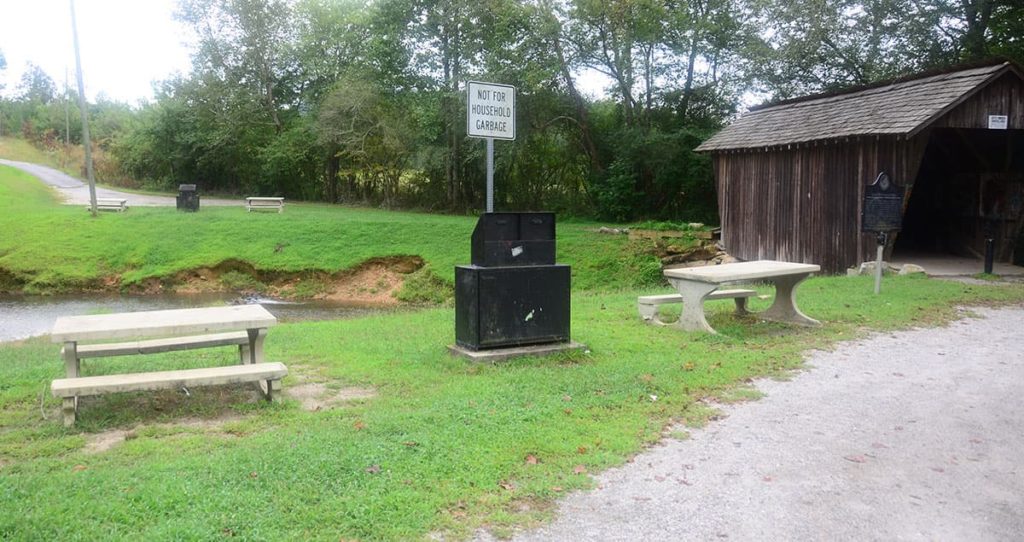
[853,136,931,263]
[933,72,1024,130]
[716,144,863,273]
[716,136,930,273]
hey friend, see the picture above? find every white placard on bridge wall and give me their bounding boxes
[988,115,1008,130]
[467,81,516,140]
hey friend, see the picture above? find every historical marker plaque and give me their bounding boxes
[861,172,905,233]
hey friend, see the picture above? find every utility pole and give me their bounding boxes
[70,0,98,217]
[64,67,70,147]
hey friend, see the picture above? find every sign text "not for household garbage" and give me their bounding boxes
[467,81,516,140]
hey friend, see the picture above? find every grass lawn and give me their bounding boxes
[2,154,1024,540]
[0,163,659,294]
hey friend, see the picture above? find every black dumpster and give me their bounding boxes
[455,212,571,350]
[177,184,199,212]
[470,212,556,267]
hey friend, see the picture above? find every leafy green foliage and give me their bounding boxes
[743,0,1024,99]
[4,0,1021,222]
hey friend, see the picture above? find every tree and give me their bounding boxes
[404,0,476,208]
[0,49,7,137]
[177,0,295,134]
[0,48,7,92]
[538,0,740,220]
[17,63,57,104]
[317,79,414,207]
[988,1,1024,64]
[744,0,1023,100]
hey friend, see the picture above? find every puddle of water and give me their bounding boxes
[0,293,387,342]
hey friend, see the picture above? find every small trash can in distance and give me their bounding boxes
[177,184,199,212]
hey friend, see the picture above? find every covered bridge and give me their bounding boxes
[696,61,1024,273]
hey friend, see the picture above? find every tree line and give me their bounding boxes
[0,0,1021,221]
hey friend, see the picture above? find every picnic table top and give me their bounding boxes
[663,260,820,284]
[51,304,277,343]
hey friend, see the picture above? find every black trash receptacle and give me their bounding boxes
[456,212,570,350]
[177,184,199,212]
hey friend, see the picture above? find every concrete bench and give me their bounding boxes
[62,331,251,361]
[638,289,757,325]
[52,362,288,424]
[87,198,128,212]
[50,305,279,426]
[246,197,285,213]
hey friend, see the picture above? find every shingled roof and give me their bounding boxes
[696,62,1019,152]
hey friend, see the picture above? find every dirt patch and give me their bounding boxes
[141,256,424,306]
[172,259,263,295]
[286,382,378,411]
[84,429,131,454]
[319,263,406,305]
[82,414,245,454]
[7,251,429,302]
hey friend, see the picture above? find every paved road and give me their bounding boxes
[0,159,239,207]
[480,306,1024,541]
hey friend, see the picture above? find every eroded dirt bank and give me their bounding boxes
[0,255,433,306]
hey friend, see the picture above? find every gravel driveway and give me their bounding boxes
[0,159,239,207]
[480,306,1024,541]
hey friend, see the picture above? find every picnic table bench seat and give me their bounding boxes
[63,331,251,359]
[246,196,285,213]
[88,198,128,212]
[638,288,756,325]
[50,305,280,426]
[52,362,288,423]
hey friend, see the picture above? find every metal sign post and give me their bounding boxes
[874,232,886,294]
[861,172,906,294]
[486,138,494,212]
[467,81,515,212]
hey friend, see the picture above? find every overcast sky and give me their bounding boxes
[0,0,194,104]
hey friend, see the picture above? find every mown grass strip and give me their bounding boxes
[0,164,657,293]
[1,276,1022,540]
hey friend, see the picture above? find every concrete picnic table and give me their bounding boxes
[662,260,821,333]
[50,304,283,426]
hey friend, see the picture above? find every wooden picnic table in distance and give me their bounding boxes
[50,304,281,426]
[662,260,821,333]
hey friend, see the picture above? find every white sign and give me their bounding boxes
[988,115,1008,130]
[467,81,515,140]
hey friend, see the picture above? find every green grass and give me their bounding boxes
[0,137,84,182]
[0,163,658,293]
[0,138,62,167]
[1,276,1023,540]
[4,149,1024,539]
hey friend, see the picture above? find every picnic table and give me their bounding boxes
[50,305,285,426]
[246,196,285,213]
[662,260,821,333]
